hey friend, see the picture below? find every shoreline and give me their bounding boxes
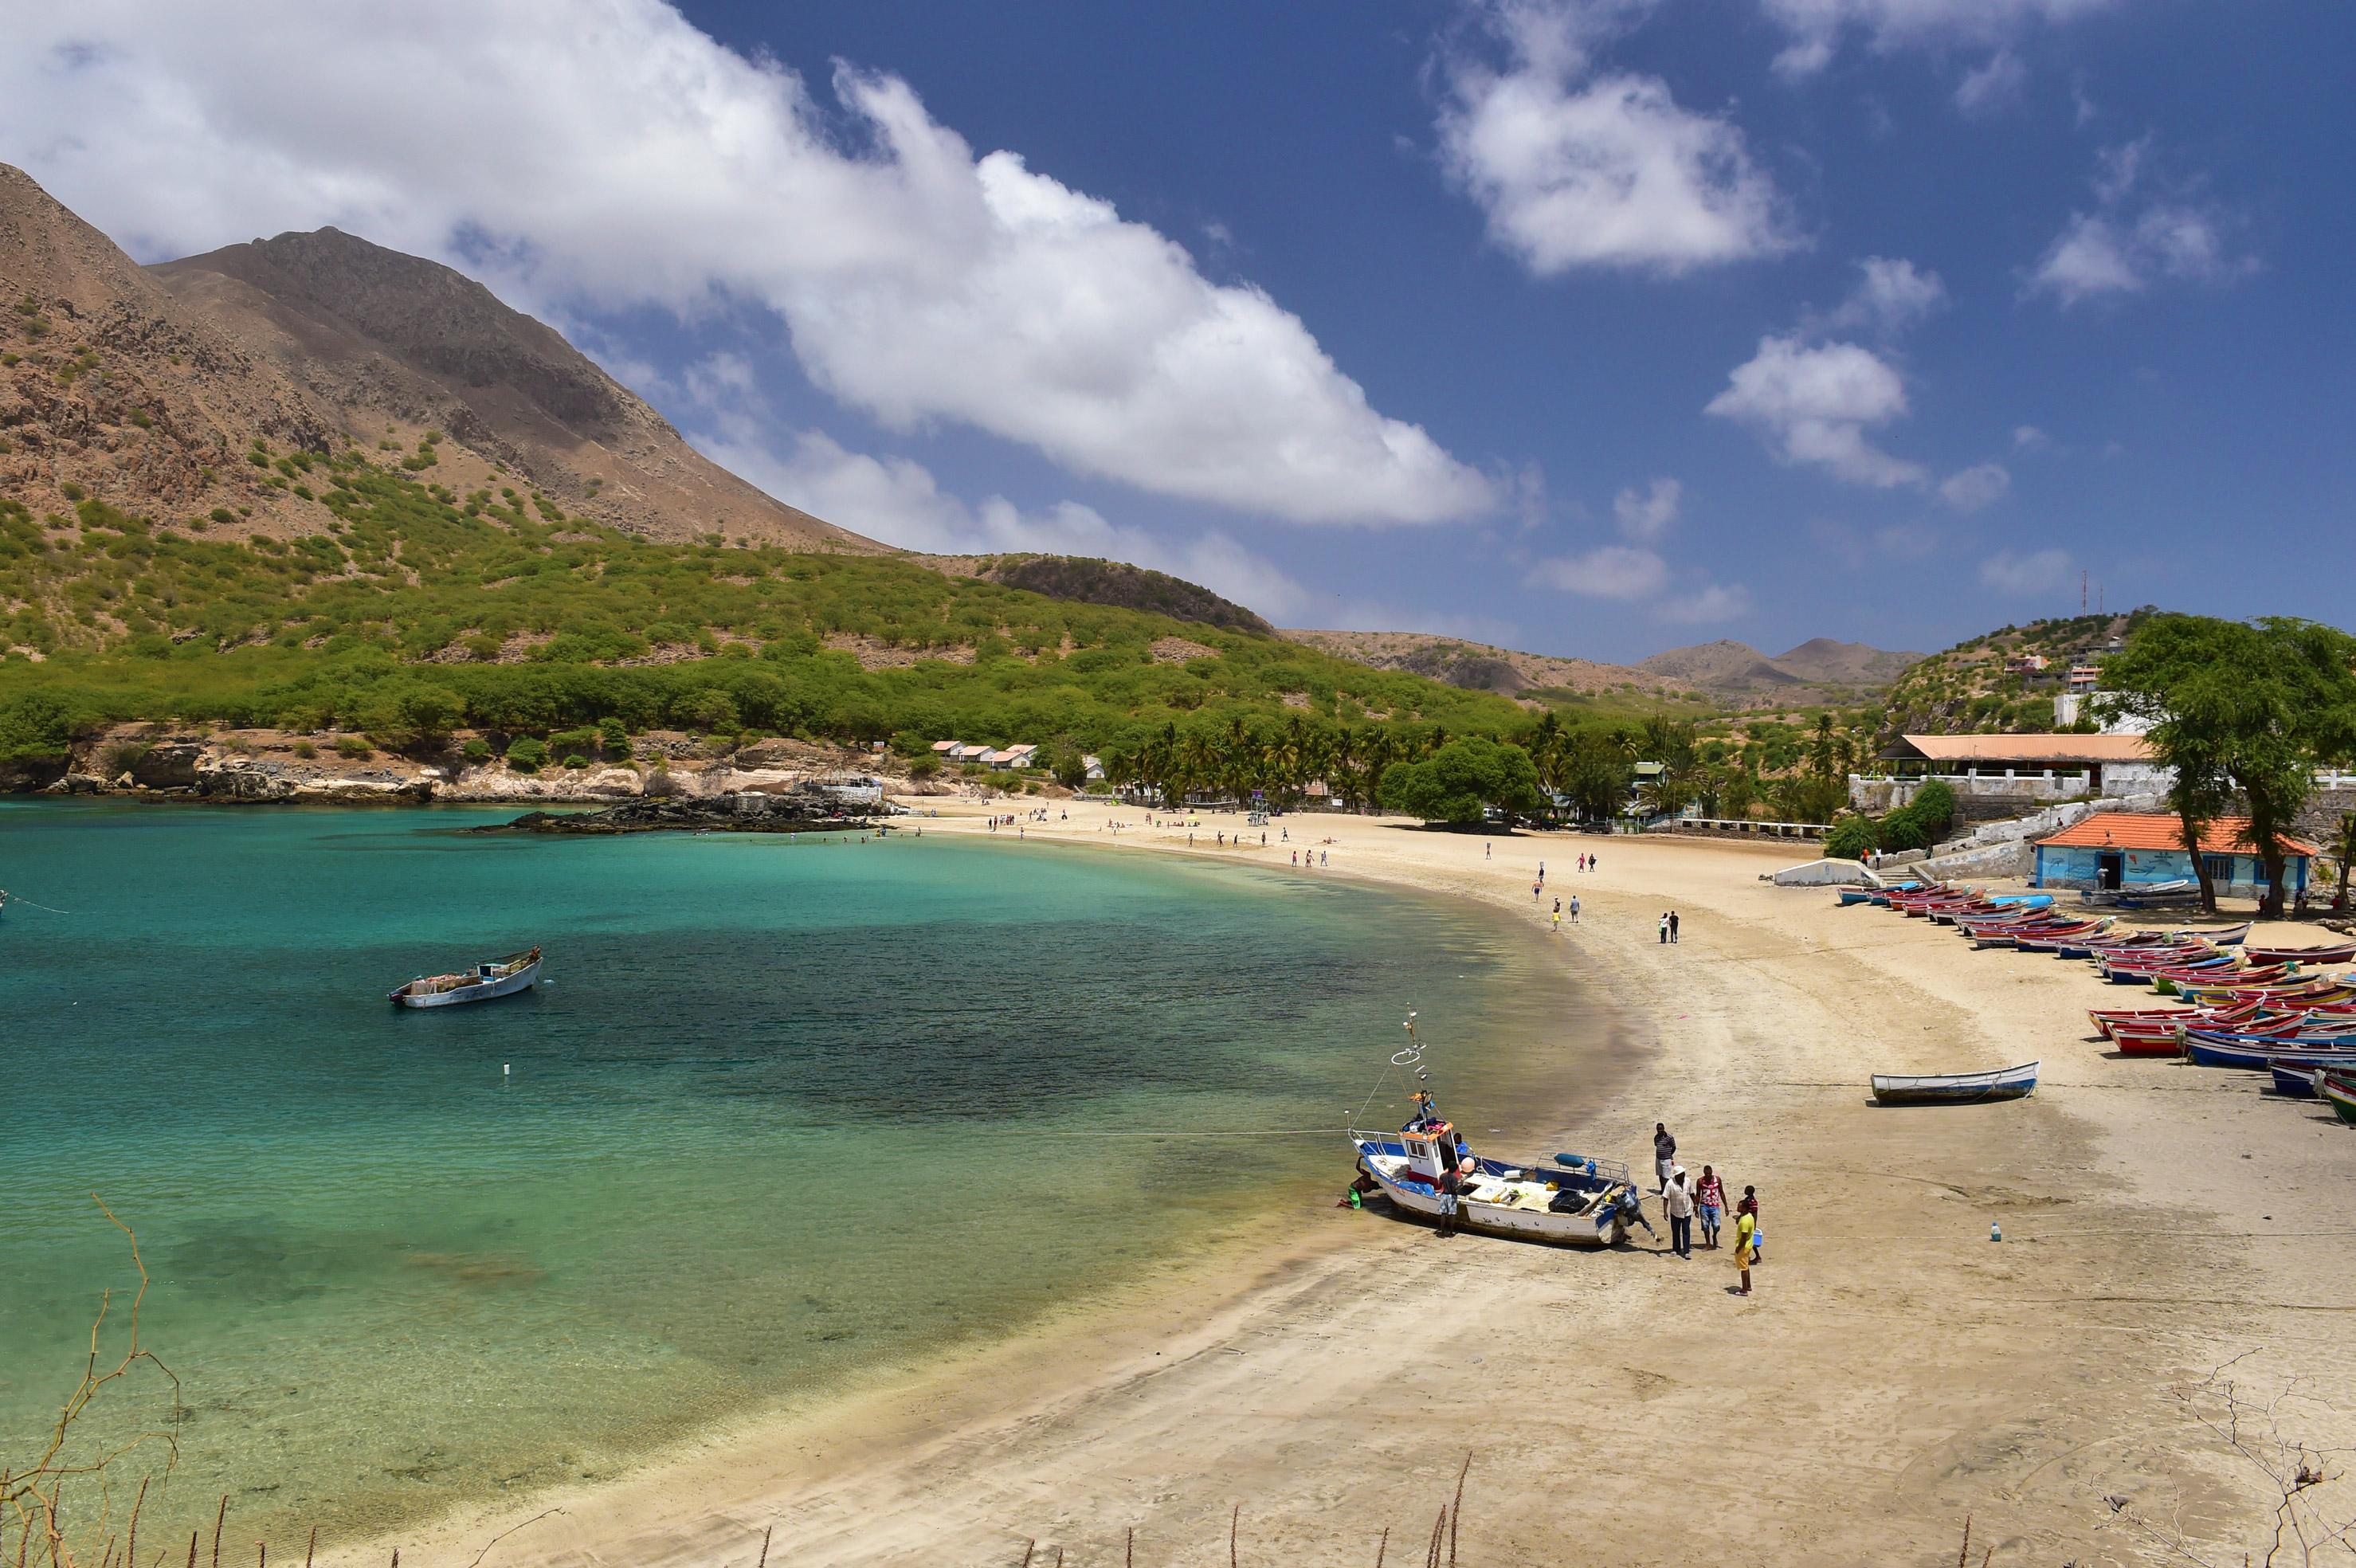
[190,798,2356,1563]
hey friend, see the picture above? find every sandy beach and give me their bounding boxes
[334,800,2356,1567]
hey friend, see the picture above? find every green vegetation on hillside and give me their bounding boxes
[1879,610,2158,735]
[0,449,1539,771]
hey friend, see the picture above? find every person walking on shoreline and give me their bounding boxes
[1550,899,1562,935]
[1695,1165,1725,1249]
[1569,894,1580,922]
[1663,1166,1695,1258]
[1669,909,1681,944]
[1652,1123,1676,1192]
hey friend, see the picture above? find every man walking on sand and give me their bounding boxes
[1653,1123,1676,1192]
[1570,895,1580,921]
[1670,910,1681,944]
[1664,1166,1695,1258]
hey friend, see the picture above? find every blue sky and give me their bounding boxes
[6,1,2347,661]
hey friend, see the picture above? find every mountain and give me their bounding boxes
[1280,629,1692,701]
[0,160,874,551]
[149,227,876,551]
[1769,637,1920,687]
[1637,637,1922,701]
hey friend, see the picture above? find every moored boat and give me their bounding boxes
[1870,1060,2040,1105]
[2321,1077,2356,1126]
[2242,940,2356,967]
[389,947,543,1008]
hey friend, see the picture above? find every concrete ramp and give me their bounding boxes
[1769,857,1884,888]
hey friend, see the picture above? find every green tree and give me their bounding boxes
[598,715,630,759]
[1377,737,1543,826]
[0,691,75,765]
[2098,615,2356,916]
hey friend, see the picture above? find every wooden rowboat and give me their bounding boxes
[1871,1061,2040,1106]
[389,947,543,1008]
[2321,1076,2356,1126]
[2242,941,2356,966]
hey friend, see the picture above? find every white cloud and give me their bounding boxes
[2027,138,2257,306]
[700,424,1323,621]
[1762,0,2119,78]
[1437,2,1797,276]
[1979,547,2073,594]
[1657,582,1752,623]
[1939,461,2010,512]
[1612,476,1680,541]
[1704,334,1925,487]
[1820,255,1946,335]
[2013,424,2050,449]
[1954,51,2029,116]
[2,2,1492,528]
[1526,544,1671,598]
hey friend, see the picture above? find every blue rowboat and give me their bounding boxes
[2185,1034,2356,1071]
[1871,1060,2040,1106]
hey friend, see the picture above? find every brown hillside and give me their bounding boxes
[0,162,345,533]
[150,225,877,550]
[1280,629,1688,699]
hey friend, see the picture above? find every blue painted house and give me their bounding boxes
[2032,813,2316,899]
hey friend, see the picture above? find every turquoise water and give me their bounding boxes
[0,802,1593,1543]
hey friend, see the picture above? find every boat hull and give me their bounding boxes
[1871,1061,2039,1105]
[1352,1140,1632,1247]
[390,960,541,1008]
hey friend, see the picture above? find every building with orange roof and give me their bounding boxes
[2031,813,2316,899]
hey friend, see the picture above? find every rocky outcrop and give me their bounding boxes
[479,789,874,835]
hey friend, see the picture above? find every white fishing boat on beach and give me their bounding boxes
[1347,1014,1642,1247]
[388,947,543,1008]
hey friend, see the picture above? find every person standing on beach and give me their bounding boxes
[1485,841,1491,859]
[1590,852,1599,873]
[1538,860,1545,885]
[1652,1123,1676,1192]
[1733,1205,1757,1296]
[1658,912,1669,944]
[1695,1166,1725,1249]
[1569,895,1580,922]
[1670,910,1681,944]
[1533,879,1543,902]
[1739,1186,1763,1264]
[1578,853,1586,873]
[1435,1158,1466,1237]
[1663,1167,1695,1258]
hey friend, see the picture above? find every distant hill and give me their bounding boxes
[1280,629,1692,701]
[1637,637,1921,701]
[1879,610,2156,735]
[928,555,1273,636]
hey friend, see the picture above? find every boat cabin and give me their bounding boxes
[1397,1120,1468,1183]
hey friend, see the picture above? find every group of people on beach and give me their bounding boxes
[1654,1123,1762,1294]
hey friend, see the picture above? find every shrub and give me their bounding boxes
[461,737,493,763]
[598,716,629,759]
[127,409,153,429]
[58,481,84,502]
[908,754,942,780]
[505,736,547,773]
[1825,814,1878,862]
[210,507,236,525]
[333,735,373,759]
[562,752,588,770]
[291,739,318,759]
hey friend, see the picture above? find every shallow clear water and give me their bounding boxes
[0,802,1594,1542]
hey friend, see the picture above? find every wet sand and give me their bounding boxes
[336,802,2356,1566]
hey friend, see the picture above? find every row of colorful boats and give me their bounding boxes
[1841,880,2356,1124]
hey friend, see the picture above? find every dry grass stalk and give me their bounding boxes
[0,1198,181,1568]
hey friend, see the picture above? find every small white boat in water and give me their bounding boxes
[388,947,543,1009]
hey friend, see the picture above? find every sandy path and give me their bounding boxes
[335,801,2356,1567]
